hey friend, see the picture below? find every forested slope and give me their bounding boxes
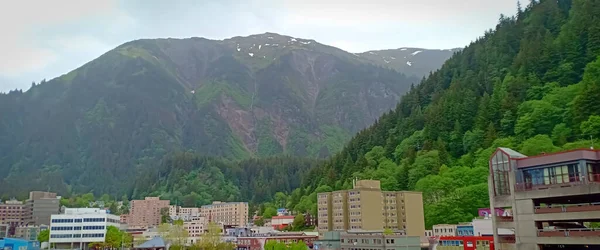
[273,0,600,228]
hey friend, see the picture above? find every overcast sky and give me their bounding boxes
[0,0,520,92]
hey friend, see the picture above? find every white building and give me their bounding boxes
[472,218,514,236]
[49,208,121,249]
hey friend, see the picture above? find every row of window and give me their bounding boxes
[51,225,106,231]
[51,226,80,231]
[439,240,463,246]
[51,218,106,223]
[50,233,105,238]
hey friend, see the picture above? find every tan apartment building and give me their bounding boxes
[184,216,207,237]
[317,180,425,237]
[24,191,60,226]
[200,201,248,227]
[127,197,169,228]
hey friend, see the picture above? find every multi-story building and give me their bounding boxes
[14,224,48,241]
[340,231,421,250]
[1,191,60,229]
[201,201,248,227]
[183,216,206,237]
[24,191,60,226]
[49,208,121,249]
[127,197,169,228]
[180,207,200,216]
[488,147,600,250]
[317,180,425,237]
[169,205,179,217]
[0,199,25,228]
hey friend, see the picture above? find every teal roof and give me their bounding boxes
[136,237,166,248]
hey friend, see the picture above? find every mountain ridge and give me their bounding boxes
[0,32,459,196]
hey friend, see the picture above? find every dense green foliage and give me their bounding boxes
[0,33,419,197]
[133,152,317,205]
[275,0,600,229]
[34,152,317,206]
[264,240,308,250]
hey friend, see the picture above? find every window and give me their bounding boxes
[50,234,73,238]
[491,152,511,195]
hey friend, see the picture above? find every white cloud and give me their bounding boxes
[0,0,119,77]
[0,0,519,92]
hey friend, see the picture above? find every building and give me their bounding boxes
[0,199,25,229]
[304,213,317,228]
[0,224,9,238]
[456,224,474,236]
[433,224,458,237]
[425,230,433,237]
[127,197,169,228]
[488,147,600,250]
[317,180,425,237]
[270,215,294,230]
[0,238,40,250]
[169,205,178,217]
[14,224,48,241]
[314,231,341,250]
[49,208,121,249]
[201,201,248,227]
[340,231,421,250]
[183,216,206,237]
[24,191,61,226]
[237,232,317,250]
[434,236,494,250]
[471,218,513,236]
[120,214,129,225]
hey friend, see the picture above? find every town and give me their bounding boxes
[2,146,599,250]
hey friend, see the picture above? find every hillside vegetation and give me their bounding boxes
[0,33,422,196]
[273,0,600,228]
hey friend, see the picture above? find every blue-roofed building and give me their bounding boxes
[0,238,41,250]
[456,224,474,236]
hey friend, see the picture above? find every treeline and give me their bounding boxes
[267,0,600,228]
[132,152,319,207]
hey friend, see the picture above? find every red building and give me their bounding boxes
[435,236,496,250]
[237,233,317,250]
[270,215,294,230]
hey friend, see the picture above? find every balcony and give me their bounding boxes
[538,228,600,237]
[516,174,600,192]
[497,215,514,222]
[498,235,516,243]
[534,203,600,214]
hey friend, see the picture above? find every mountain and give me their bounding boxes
[274,0,600,228]
[358,48,461,78]
[0,33,428,196]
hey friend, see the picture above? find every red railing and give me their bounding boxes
[515,174,586,191]
[534,202,600,214]
[497,216,514,222]
[498,235,516,243]
[590,174,600,183]
[538,228,600,237]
